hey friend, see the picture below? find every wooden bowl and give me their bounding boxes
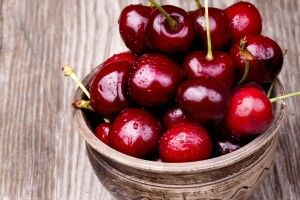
[73,66,286,200]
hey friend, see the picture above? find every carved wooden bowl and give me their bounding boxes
[73,67,286,200]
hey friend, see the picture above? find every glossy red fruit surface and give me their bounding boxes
[94,122,111,145]
[225,1,262,44]
[162,106,194,130]
[225,85,274,138]
[102,51,137,66]
[189,7,230,51]
[90,61,132,118]
[230,35,283,84]
[176,77,230,124]
[108,108,163,159]
[159,123,213,162]
[128,53,184,107]
[119,4,153,54]
[183,51,235,87]
[146,5,196,53]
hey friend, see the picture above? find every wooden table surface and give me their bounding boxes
[1,0,299,199]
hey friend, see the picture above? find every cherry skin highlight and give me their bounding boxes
[90,61,132,119]
[128,53,184,107]
[108,108,163,159]
[225,84,274,138]
[183,51,235,88]
[119,4,153,54]
[225,1,262,44]
[162,106,194,130]
[146,5,196,53]
[159,122,213,163]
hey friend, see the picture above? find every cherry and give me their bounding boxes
[128,53,184,107]
[102,51,137,66]
[189,7,230,51]
[183,0,234,88]
[230,35,284,85]
[94,122,111,145]
[225,1,262,44]
[89,61,132,119]
[108,108,163,159]
[146,3,196,53]
[176,77,230,124]
[225,84,274,138]
[159,122,213,162]
[118,4,153,54]
[183,51,235,88]
[161,106,194,130]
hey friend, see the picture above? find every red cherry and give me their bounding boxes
[146,5,196,53]
[94,122,111,145]
[159,123,213,162]
[108,108,163,159]
[225,85,274,138]
[90,61,132,119]
[230,35,284,84]
[162,106,194,130]
[189,7,230,51]
[102,51,137,66]
[183,51,235,87]
[225,1,262,44]
[118,4,153,54]
[176,77,230,124]
[128,53,184,107]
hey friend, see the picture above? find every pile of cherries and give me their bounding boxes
[67,0,290,163]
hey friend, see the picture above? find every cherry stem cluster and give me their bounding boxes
[148,0,177,28]
[204,0,213,61]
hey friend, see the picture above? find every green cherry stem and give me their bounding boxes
[270,91,300,103]
[195,0,202,9]
[204,0,213,61]
[237,60,249,84]
[72,99,95,112]
[148,0,177,28]
[62,65,90,99]
[267,81,275,98]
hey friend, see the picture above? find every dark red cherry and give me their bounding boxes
[176,77,230,124]
[225,85,274,138]
[230,35,284,84]
[159,122,213,162]
[90,61,132,119]
[119,4,153,54]
[94,122,111,145]
[162,106,194,130]
[102,51,137,66]
[108,108,163,159]
[128,53,184,107]
[183,51,235,87]
[146,5,196,53]
[225,1,262,44]
[189,7,230,51]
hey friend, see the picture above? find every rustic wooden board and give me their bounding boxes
[0,0,299,199]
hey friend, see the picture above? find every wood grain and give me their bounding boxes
[0,0,299,200]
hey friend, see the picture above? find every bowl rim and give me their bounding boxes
[72,66,286,173]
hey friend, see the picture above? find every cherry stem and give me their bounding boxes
[148,0,177,28]
[62,65,90,99]
[72,99,95,112]
[204,0,213,61]
[267,81,275,98]
[270,91,300,103]
[237,60,249,84]
[147,1,153,7]
[195,0,202,9]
